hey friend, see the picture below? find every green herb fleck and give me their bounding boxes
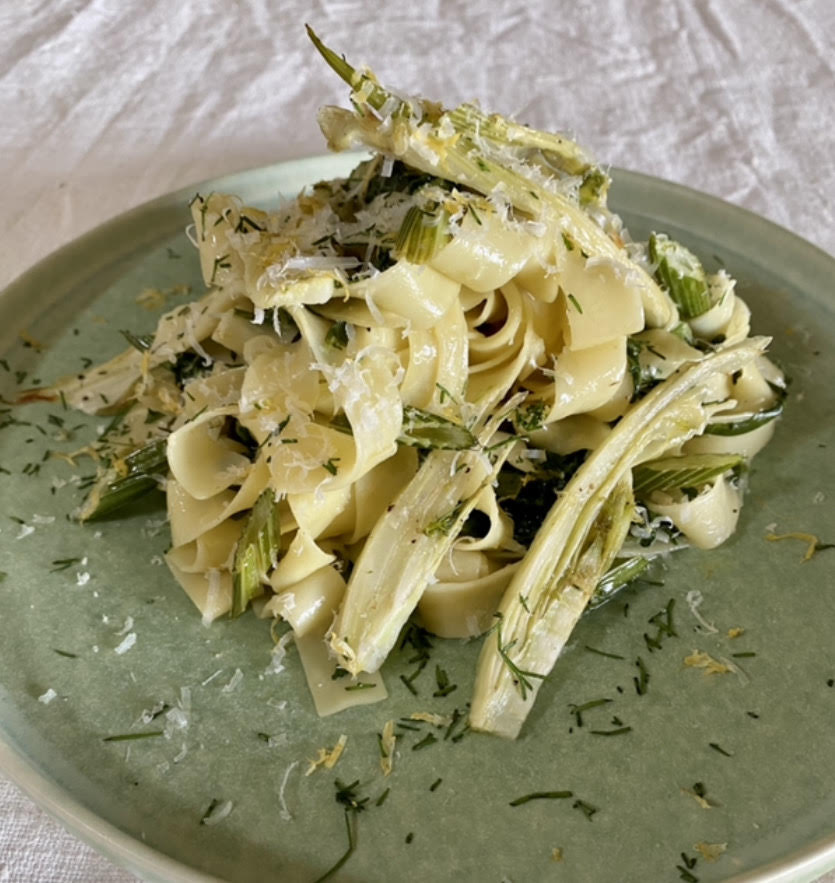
[120,330,154,352]
[509,790,573,806]
[584,645,625,660]
[491,613,546,702]
[412,733,438,751]
[325,321,350,350]
[433,665,457,698]
[567,293,583,314]
[50,558,82,572]
[633,656,650,696]
[102,731,164,742]
[572,799,598,820]
[568,698,612,728]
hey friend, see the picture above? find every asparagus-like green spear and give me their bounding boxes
[79,437,168,521]
[231,489,282,618]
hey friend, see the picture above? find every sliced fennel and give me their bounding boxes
[306,27,676,329]
[328,402,522,676]
[469,337,768,738]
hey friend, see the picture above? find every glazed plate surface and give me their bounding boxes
[0,155,833,882]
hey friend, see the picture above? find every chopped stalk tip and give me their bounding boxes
[649,233,711,319]
[79,437,168,522]
[231,490,282,618]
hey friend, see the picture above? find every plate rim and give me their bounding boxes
[1,153,834,883]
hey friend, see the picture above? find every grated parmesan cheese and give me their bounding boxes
[278,760,299,822]
[38,688,57,705]
[685,590,718,635]
[114,632,137,655]
[380,719,396,776]
[221,668,244,693]
[410,711,453,727]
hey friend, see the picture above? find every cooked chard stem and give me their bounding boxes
[79,437,168,522]
[329,398,524,676]
[632,452,745,496]
[231,490,282,618]
[649,233,712,318]
[469,338,768,738]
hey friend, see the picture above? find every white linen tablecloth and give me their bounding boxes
[1,1,833,880]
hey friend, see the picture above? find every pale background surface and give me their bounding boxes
[1,0,833,880]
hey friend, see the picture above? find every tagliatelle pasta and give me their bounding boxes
[26,30,786,737]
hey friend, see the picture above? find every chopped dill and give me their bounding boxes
[412,733,438,751]
[572,799,598,820]
[584,645,625,660]
[567,293,583,314]
[491,613,546,701]
[568,698,612,728]
[399,675,418,696]
[509,790,573,806]
[633,656,650,695]
[50,558,82,572]
[433,665,457,698]
[102,731,163,742]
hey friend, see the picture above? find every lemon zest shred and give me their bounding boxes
[304,733,348,776]
[766,531,821,562]
[694,841,728,862]
[684,650,731,675]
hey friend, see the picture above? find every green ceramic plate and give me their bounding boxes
[0,156,833,883]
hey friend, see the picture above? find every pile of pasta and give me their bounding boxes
[36,39,784,733]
